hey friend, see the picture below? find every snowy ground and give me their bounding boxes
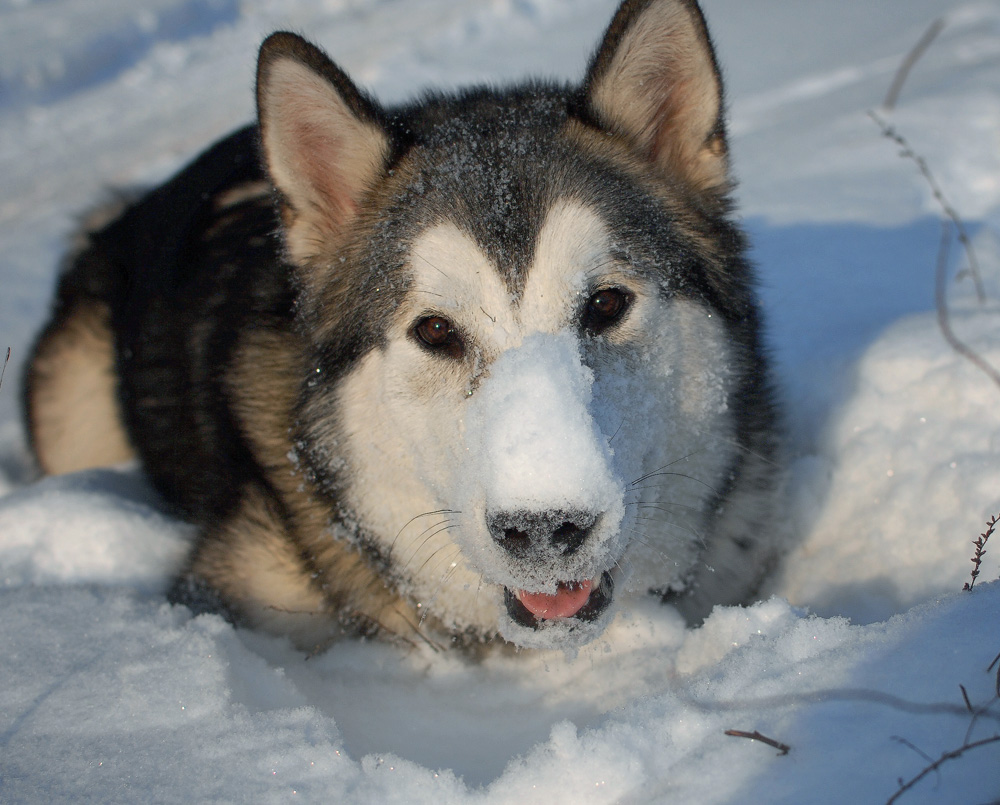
[2,0,1000,802]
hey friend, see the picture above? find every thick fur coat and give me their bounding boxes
[25,0,782,651]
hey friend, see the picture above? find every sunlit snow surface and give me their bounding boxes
[1,0,1000,801]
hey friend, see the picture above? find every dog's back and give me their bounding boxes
[26,128,281,513]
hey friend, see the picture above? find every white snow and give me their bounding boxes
[467,333,621,527]
[2,0,1000,802]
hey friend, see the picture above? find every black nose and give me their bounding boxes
[487,510,598,557]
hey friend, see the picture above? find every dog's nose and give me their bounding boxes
[487,510,597,557]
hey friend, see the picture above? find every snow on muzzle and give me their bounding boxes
[462,333,625,643]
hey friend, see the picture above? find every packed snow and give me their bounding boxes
[2,0,1000,802]
[468,333,618,519]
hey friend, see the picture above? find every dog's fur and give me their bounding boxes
[24,0,783,651]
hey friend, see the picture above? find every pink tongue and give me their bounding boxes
[517,579,593,620]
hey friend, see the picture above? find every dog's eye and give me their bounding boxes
[582,288,631,333]
[412,315,463,358]
[415,316,451,346]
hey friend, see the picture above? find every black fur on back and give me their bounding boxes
[66,127,294,524]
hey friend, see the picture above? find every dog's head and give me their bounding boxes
[256,0,753,648]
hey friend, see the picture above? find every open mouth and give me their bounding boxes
[504,571,614,629]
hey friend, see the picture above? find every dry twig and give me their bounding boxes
[882,18,945,111]
[869,19,1000,397]
[963,512,997,591]
[723,729,791,756]
[887,734,1000,804]
[869,110,986,304]
[874,16,983,298]
[866,116,1000,392]
[888,663,1000,803]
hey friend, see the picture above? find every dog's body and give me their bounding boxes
[25,0,783,651]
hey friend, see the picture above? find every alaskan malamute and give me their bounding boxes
[25,0,782,651]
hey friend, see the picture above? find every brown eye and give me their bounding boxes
[415,316,451,346]
[413,315,463,358]
[583,288,630,333]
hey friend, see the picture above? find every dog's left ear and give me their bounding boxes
[256,32,390,265]
[583,0,729,195]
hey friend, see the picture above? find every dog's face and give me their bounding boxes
[256,0,751,647]
[328,196,737,647]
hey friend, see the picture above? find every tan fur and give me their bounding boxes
[27,300,134,474]
[587,1,728,193]
[188,486,331,645]
[200,327,426,648]
[213,180,271,211]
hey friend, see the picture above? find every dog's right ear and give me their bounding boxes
[256,33,390,265]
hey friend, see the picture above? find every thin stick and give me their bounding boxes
[0,347,8,391]
[886,735,1000,804]
[724,729,790,756]
[869,110,985,303]
[964,513,998,591]
[930,222,1000,392]
[883,18,945,111]
[892,735,936,766]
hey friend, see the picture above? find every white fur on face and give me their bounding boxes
[331,199,735,641]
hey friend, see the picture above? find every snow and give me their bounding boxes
[469,333,617,519]
[2,0,999,802]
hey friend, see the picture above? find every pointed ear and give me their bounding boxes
[256,32,390,264]
[583,0,729,194]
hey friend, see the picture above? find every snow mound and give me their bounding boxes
[0,467,190,592]
[775,303,1000,623]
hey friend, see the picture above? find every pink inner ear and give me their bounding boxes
[259,54,389,243]
[288,121,359,226]
[637,66,726,190]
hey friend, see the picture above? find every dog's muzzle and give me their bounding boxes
[503,571,615,628]
[487,508,615,629]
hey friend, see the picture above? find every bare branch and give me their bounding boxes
[891,735,936,766]
[886,734,1000,804]
[868,110,985,303]
[963,512,998,591]
[883,18,945,111]
[724,729,791,756]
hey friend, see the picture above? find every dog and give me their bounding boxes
[24,0,782,651]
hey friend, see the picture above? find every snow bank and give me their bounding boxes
[3,542,998,802]
[0,467,190,591]
[776,301,1000,623]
